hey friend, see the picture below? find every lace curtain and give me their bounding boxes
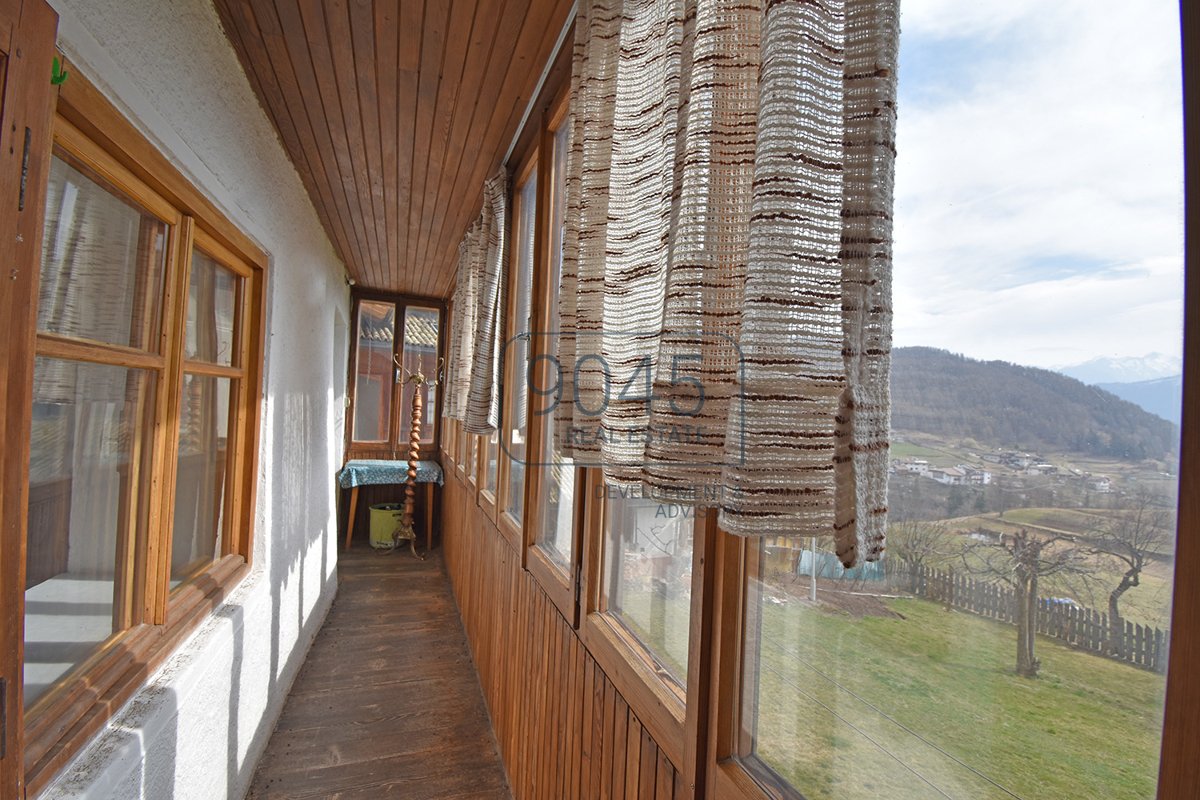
[446,171,508,434]
[556,0,899,565]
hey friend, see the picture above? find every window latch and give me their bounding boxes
[18,127,31,211]
[574,563,583,614]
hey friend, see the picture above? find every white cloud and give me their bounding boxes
[893,0,1184,368]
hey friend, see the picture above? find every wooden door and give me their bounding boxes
[0,0,58,796]
[346,293,444,461]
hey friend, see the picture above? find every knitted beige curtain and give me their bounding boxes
[447,171,508,434]
[444,224,478,420]
[557,0,899,566]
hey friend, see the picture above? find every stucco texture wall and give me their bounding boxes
[37,0,348,797]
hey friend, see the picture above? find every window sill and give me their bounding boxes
[582,609,687,772]
[498,509,523,554]
[526,542,575,625]
[23,555,249,795]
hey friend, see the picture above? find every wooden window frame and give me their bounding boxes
[495,147,539,552]
[10,59,269,795]
[0,6,61,796]
[574,470,717,785]
[523,86,583,625]
[700,340,1200,791]
[704,13,1200,793]
[479,435,500,525]
[344,289,446,462]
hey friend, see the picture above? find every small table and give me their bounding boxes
[338,459,444,552]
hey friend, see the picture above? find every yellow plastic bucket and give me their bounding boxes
[368,503,404,550]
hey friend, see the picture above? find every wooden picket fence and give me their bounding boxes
[885,559,1168,673]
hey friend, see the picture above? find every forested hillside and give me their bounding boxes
[891,348,1178,460]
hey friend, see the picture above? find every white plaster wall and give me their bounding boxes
[36,0,349,797]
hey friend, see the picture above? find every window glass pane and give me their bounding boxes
[25,358,155,707]
[536,126,573,568]
[38,149,167,351]
[353,300,394,443]
[170,375,232,585]
[400,306,441,445]
[186,250,239,366]
[485,431,498,496]
[739,3,1182,797]
[467,434,478,482]
[603,494,694,687]
[504,171,537,522]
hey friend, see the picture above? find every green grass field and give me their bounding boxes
[942,510,1175,627]
[751,596,1166,800]
[890,440,952,462]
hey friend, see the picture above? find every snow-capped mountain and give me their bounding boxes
[1055,352,1182,385]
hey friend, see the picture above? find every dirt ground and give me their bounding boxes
[768,575,904,619]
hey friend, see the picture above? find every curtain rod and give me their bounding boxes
[503,0,578,166]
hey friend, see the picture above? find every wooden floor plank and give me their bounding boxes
[247,546,512,799]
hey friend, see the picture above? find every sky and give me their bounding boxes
[892,0,1185,369]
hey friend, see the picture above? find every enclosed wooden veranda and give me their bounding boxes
[1,1,1199,799]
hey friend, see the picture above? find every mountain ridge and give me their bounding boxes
[891,347,1178,461]
[1096,375,1182,426]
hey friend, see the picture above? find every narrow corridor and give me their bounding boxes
[247,546,511,799]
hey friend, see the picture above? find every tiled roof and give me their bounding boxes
[360,307,439,348]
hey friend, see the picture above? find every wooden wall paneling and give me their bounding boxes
[346,0,387,284]
[579,651,595,798]
[0,2,58,795]
[440,468,685,798]
[218,0,574,295]
[611,693,630,800]
[317,0,381,279]
[591,658,608,796]
[567,618,585,800]
[324,0,384,280]
[601,671,618,798]
[547,605,565,795]
[405,0,450,297]
[418,0,534,285]
[409,0,484,291]
[639,726,657,798]
[428,0,566,297]
[657,747,677,799]
[523,579,543,797]
[280,0,373,282]
[558,625,575,797]
[370,1,399,286]
[625,716,643,797]
[294,0,378,285]
[231,0,366,279]
[392,0,422,281]
[213,1,352,271]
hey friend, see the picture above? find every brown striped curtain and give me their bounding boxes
[557,0,899,566]
[447,170,508,433]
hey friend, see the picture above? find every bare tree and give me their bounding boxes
[1089,487,1173,640]
[963,528,1088,678]
[889,520,952,570]
[888,520,951,593]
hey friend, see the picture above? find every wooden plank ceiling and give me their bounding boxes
[214,0,573,298]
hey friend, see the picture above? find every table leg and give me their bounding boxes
[344,486,359,551]
[425,483,434,552]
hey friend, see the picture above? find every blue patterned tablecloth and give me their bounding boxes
[337,459,444,489]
